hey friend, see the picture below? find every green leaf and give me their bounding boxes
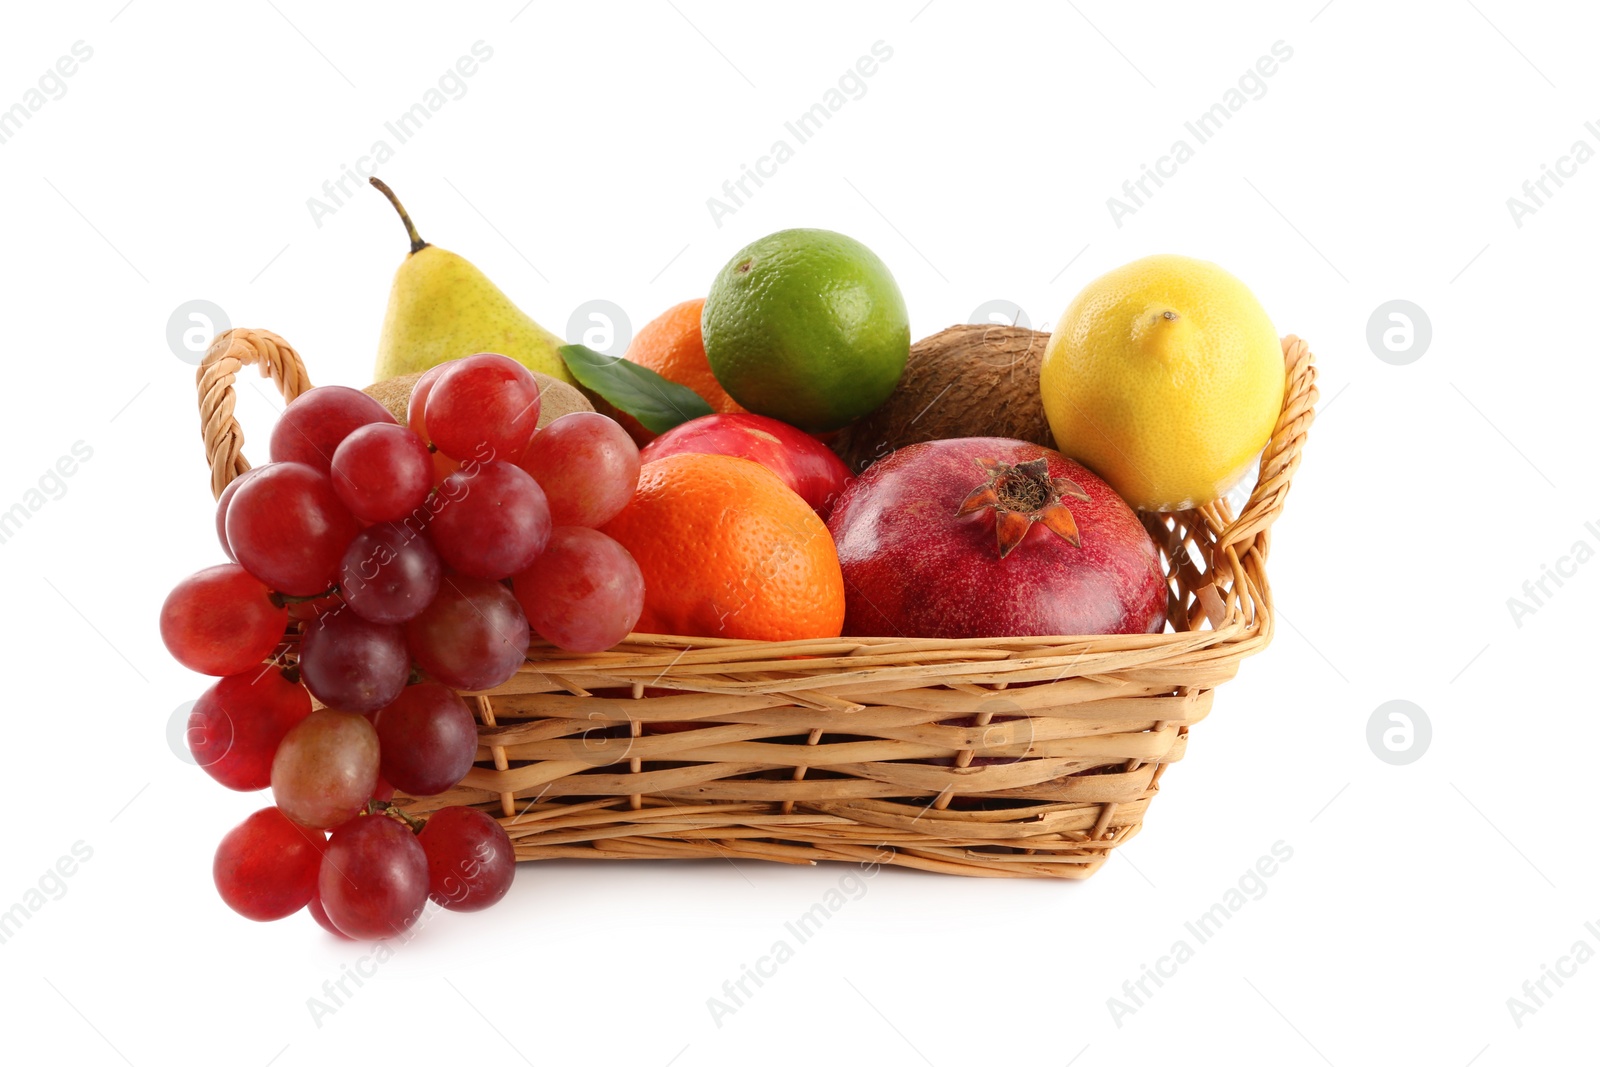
[559,343,715,434]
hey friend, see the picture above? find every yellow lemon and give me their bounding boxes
[1039,255,1285,512]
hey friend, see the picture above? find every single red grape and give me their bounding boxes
[424,353,541,462]
[160,563,287,676]
[518,412,640,527]
[373,682,480,796]
[408,369,465,486]
[330,422,434,524]
[318,814,430,939]
[419,806,515,911]
[189,668,312,791]
[429,461,550,579]
[340,522,442,624]
[271,711,381,829]
[307,891,353,939]
[213,807,326,921]
[407,363,450,440]
[405,575,529,691]
[270,385,395,475]
[214,465,264,561]
[297,607,410,714]
[226,462,360,596]
[513,527,644,653]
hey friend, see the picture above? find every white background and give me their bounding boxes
[1,1,1594,1064]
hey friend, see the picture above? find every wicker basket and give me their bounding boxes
[197,329,1316,879]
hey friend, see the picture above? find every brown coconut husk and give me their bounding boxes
[830,324,1057,474]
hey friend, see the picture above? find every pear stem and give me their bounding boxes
[369,177,429,255]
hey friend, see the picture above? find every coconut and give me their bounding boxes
[363,369,594,429]
[829,324,1056,474]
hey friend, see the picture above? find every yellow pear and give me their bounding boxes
[370,178,574,385]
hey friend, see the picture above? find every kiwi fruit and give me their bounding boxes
[829,324,1056,474]
[361,372,423,422]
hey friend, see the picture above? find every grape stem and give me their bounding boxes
[367,799,427,835]
[269,586,339,609]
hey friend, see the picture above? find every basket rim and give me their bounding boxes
[196,328,1315,658]
[514,620,1249,667]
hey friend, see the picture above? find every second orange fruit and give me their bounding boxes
[601,453,845,641]
[618,298,744,444]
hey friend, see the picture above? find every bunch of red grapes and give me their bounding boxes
[161,353,645,939]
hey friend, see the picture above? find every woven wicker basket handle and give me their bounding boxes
[196,329,313,500]
[1217,335,1318,554]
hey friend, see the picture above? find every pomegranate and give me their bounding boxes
[641,412,853,517]
[827,438,1166,638]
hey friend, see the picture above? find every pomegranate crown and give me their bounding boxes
[956,456,1090,559]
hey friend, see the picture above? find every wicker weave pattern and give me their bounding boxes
[198,331,1315,879]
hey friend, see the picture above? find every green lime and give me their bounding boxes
[702,228,909,432]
